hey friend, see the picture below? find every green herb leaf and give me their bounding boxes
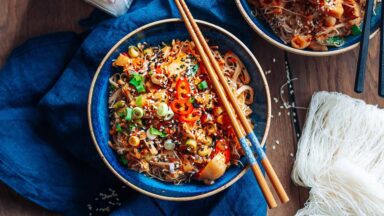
[113,100,125,109]
[116,123,122,133]
[325,36,344,47]
[129,73,146,93]
[188,97,195,103]
[198,80,208,90]
[125,107,133,121]
[117,108,126,117]
[187,64,199,77]
[136,95,143,107]
[149,127,167,138]
[120,155,128,166]
[351,24,362,35]
[128,124,136,132]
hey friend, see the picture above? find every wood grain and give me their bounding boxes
[0,0,93,67]
[0,0,382,215]
[251,36,304,215]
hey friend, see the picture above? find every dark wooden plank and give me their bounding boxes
[0,0,93,67]
[0,0,93,215]
[251,34,303,216]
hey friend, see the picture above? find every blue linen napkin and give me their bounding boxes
[0,0,267,215]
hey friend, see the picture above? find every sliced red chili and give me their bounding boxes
[175,78,191,101]
[170,99,194,115]
[199,62,207,74]
[155,66,162,74]
[214,139,231,163]
[179,109,202,123]
[227,57,237,63]
[201,113,213,124]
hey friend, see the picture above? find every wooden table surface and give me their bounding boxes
[1,0,383,215]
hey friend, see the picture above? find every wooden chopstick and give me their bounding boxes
[355,0,375,93]
[379,4,384,97]
[174,0,277,208]
[175,0,289,208]
[177,0,289,205]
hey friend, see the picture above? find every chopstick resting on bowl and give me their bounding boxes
[354,0,375,93]
[174,0,289,208]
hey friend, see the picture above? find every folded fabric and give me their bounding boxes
[0,0,267,215]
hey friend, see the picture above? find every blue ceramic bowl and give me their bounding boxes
[88,18,271,201]
[236,0,382,56]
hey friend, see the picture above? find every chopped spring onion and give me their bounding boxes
[198,81,208,90]
[125,107,133,121]
[324,36,344,47]
[113,100,125,109]
[117,108,126,117]
[149,127,167,138]
[129,74,146,93]
[128,124,135,132]
[136,95,143,107]
[136,85,146,93]
[164,139,175,150]
[156,102,169,117]
[129,73,144,86]
[132,107,144,119]
[351,25,362,35]
[187,64,199,77]
[128,46,140,58]
[185,139,197,152]
[119,155,128,166]
[146,128,157,140]
[116,123,122,132]
[188,97,195,103]
[164,108,174,121]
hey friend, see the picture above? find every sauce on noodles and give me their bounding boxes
[108,40,254,185]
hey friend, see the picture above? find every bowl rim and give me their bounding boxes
[87,18,272,201]
[235,0,380,57]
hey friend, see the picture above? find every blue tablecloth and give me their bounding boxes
[0,0,267,215]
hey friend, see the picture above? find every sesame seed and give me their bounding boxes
[273,97,279,103]
[290,153,294,157]
[275,140,280,144]
[272,145,276,150]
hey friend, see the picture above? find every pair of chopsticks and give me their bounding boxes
[355,0,384,97]
[174,0,289,208]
